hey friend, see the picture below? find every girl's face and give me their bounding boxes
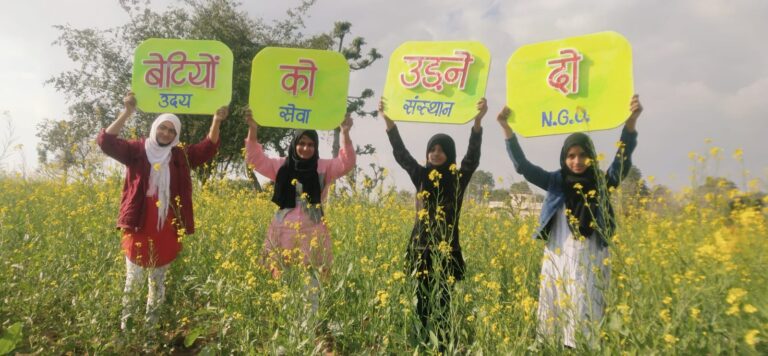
[565,145,590,174]
[156,121,177,146]
[295,135,316,160]
[428,144,447,166]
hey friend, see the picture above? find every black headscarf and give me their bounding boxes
[272,130,322,209]
[422,133,457,201]
[560,132,599,238]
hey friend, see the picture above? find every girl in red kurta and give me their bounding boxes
[97,92,227,330]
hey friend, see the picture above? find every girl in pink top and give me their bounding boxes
[244,110,356,279]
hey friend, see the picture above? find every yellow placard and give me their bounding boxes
[383,41,490,124]
[506,31,633,137]
[249,47,349,130]
[132,39,233,114]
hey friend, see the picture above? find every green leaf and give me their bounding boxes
[0,322,23,355]
[198,345,217,356]
[428,330,439,349]
[184,327,204,348]
[0,340,16,355]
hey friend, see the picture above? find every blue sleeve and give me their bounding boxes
[606,128,638,188]
[504,134,552,190]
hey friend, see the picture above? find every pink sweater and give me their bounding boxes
[244,137,356,200]
[246,136,356,269]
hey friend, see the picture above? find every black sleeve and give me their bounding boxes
[459,127,483,188]
[386,125,424,188]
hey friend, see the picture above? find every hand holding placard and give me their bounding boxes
[496,106,514,139]
[378,98,396,131]
[213,106,229,123]
[245,107,259,143]
[625,94,642,133]
[124,92,137,115]
[472,97,488,132]
[340,113,353,134]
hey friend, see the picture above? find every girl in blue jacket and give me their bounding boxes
[497,95,643,348]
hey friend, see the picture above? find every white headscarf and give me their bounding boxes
[145,113,181,231]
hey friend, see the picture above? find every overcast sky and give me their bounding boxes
[1,0,766,192]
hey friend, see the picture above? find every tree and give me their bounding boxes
[326,21,382,158]
[697,176,738,194]
[619,165,650,198]
[314,21,382,194]
[611,165,650,216]
[466,169,494,201]
[36,105,105,181]
[42,0,380,186]
[508,181,533,194]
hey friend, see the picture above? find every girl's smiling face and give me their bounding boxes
[565,145,590,174]
[428,144,447,166]
[295,135,316,160]
[155,121,177,146]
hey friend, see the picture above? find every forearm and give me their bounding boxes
[105,110,132,135]
[386,125,420,173]
[330,131,357,179]
[246,125,258,143]
[340,128,351,147]
[505,136,550,190]
[607,128,639,186]
[472,121,482,133]
[461,126,483,172]
[384,117,396,131]
[624,117,637,133]
[500,122,513,139]
[208,120,222,143]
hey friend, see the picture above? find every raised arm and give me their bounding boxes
[497,106,552,190]
[458,98,487,186]
[606,94,642,187]
[206,106,228,144]
[379,98,423,187]
[105,92,136,135]
[243,108,285,180]
[185,106,227,168]
[97,92,141,165]
[326,113,357,180]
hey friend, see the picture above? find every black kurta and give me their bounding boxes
[387,126,482,280]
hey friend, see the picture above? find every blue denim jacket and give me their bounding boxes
[504,128,638,245]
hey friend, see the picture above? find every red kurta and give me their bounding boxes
[122,195,180,267]
[97,129,219,234]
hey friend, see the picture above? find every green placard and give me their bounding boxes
[132,38,233,114]
[382,41,490,124]
[506,31,634,137]
[249,47,350,130]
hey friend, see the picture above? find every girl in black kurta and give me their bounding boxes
[379,98,487,346]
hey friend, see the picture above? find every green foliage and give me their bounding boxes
[1,172,766,353]
[466,169,494,201]
[508,181,533,194]
[0,322,23,355]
